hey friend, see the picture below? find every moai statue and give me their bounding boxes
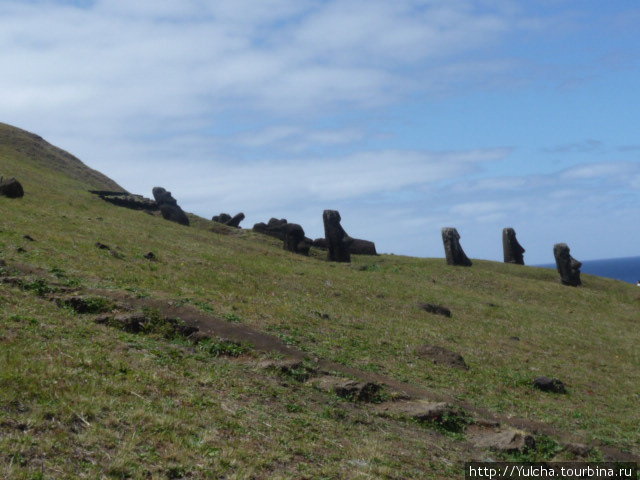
[283,223,310,256]
[323,210,353,262]
[502,228,525,265]
[553,243,582,286]
[152,186,190,226]
[226,212,245,228]
[441,227,472,266]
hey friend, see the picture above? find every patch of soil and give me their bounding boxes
[416,344,469,370]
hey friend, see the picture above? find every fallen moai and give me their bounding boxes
[213,212,245,228]
[283,223,311,256]
[502,227,525,265]
[152,187,189,226]
[553,243,582,286]
[441,227,472,266]
[89,190,158,211]
[253,218,289,240]
[323,210,353,262]
[0,177,24,198]
[313,237,377,255]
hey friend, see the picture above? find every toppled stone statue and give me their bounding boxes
[553,243,582,286]
[89,190,158,211]
[253,218,289,240]
[213,212,245,228]
[323,210,353,262]
[253,217,312,254]
[313,237,377,255]
[441,227,472,266]
[152,187,189,226]
[350,238,377,255]
[283,223,311,256]
[502,227,525,265]
[0,177,24,198]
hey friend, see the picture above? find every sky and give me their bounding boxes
[1,0,639,264]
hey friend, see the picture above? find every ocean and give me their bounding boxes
[538,255,640,285]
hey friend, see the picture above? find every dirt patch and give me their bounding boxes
[416,344,469,370]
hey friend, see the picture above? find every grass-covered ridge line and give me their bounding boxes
[1,122,639,477]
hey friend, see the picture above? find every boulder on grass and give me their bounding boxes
[0,177,24,198]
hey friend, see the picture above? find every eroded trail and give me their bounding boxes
[2,259,637,463]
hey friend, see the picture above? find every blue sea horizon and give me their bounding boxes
[536,255,640,285]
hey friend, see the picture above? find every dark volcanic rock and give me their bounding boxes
[152,187,189,226]
[0,177,24,198]
[441,227,472,266]
[309,376,381,402]
[553,243,581,286]
[323,210,353,262]
[533,376,567,394]
[416,345,469,370]
[418,302,451,318]
[502,227,525,265]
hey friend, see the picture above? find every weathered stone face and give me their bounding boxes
[502,227,525,265]
[0,177,24,198]
[441,227,472,266]
[553,243,582,286]
[323,209,352,262]
[152,187,177,206]
[152,186,189,226]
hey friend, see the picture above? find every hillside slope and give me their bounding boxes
[1,123,638,479]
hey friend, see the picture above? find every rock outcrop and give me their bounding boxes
[502,227,525,265]
[553,243,581,286]
[0,177,24,198]
[441,227,472,266]
[152,187,189,226]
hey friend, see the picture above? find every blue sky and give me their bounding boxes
[1,0,639,264]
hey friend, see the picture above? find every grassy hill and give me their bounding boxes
[1,122,638,479]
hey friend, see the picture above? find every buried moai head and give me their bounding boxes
[323,209,353,262]
[441,227,472,267]
[152,187,177,206]
[553,243,582,286]
[502,228,525,265]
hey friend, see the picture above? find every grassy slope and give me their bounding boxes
[1,124,639,478]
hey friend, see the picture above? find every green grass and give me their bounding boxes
[1,122,639,476]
